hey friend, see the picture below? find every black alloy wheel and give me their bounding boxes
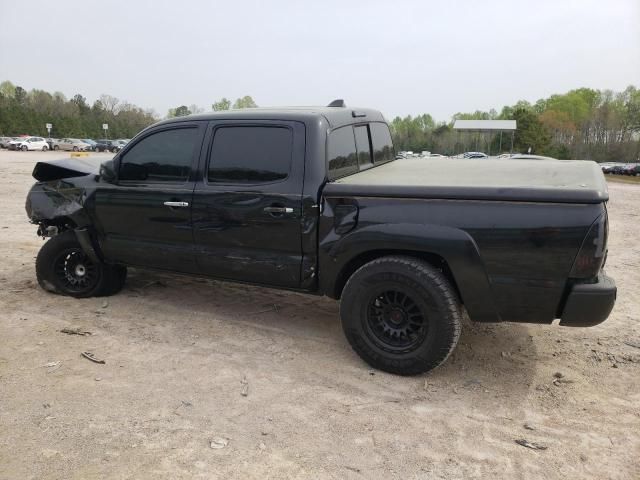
[52,248,100,295]
[366,289,428,353]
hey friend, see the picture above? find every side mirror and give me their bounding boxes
[99,159,118,183]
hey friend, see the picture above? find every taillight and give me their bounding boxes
[570,212,607,279]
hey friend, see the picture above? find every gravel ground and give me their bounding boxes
[0,150,638,480]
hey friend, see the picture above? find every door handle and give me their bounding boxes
[163,201,189,208]
[263,206,293,215]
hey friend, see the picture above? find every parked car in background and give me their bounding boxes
[609,164,627,175]
[82,139,97,151]
[600,163,620,174]
[622,163,640,176]
[54,138,92,152]
[94,139,123,153]
[45,138,58,150]
[8,136,49,151]
[94,139,110,152]
[0,137,15,148]
[462,152,488,159]
[2,137,21,148]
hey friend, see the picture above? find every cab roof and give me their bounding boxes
[153,105,387,129]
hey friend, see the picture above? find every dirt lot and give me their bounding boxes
[0,150,638,480]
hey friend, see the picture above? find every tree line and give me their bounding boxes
[0,81,157,139]
[390,86,640,161]
[2,79,638,161]
[167,96,258,117]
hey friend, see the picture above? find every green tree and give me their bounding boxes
[171,105,191,117]
[512,108,551,154]
[14,86,26,105]
[71,94,89,115]
[212,98,231,111]
[0,80,157,138]
[232,96,257,109]
[0,80,16,98]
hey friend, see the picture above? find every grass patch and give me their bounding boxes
[605,175,640,185]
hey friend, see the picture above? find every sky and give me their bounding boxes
[1,0,639,122]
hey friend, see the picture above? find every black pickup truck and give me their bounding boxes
[25,102,616,375]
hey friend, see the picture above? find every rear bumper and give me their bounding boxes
[559,273,616,327]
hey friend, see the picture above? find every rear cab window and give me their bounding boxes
[370,122,395,164]
[327,122,394,180]
[354,125,373,170]
[327,127,358,180]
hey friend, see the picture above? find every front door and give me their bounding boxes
[191,120,305,288]
[93,122,206,272]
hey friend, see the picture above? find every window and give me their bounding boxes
[354,125,372,169]
[327,126,358,180]
[370,122,395,164]
[120,127,198,182]
[208,126,292,183]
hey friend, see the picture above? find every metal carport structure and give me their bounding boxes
[453,119,517,155]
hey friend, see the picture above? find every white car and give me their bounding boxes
[8,136,49,151]
[55,138,92,152]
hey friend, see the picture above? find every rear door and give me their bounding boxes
[93,122,206,272]
[191,120,305,288]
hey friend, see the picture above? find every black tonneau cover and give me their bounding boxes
[326,158,608,204]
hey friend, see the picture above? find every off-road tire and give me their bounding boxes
[36,231,126,298]
[340,256,462,375]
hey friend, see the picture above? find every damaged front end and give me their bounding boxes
[26,158,102,238]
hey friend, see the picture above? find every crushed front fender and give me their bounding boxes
[25,177,96,229]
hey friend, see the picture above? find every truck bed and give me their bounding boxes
[326,158,608,204]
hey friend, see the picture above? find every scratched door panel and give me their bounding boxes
[191,120,305,288]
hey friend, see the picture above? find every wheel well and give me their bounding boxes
[332,250,461,300]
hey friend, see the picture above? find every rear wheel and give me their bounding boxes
[340,256,462,375]
[53,145,59,151]
[36,231,126,298]
[72,146,78,152]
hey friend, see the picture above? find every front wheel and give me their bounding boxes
[53,145,59,151]
[72,146,78,152]
[36,231,126,298]
[21,145,28,151]
[42,145,48,151]
[340,256,462,375]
